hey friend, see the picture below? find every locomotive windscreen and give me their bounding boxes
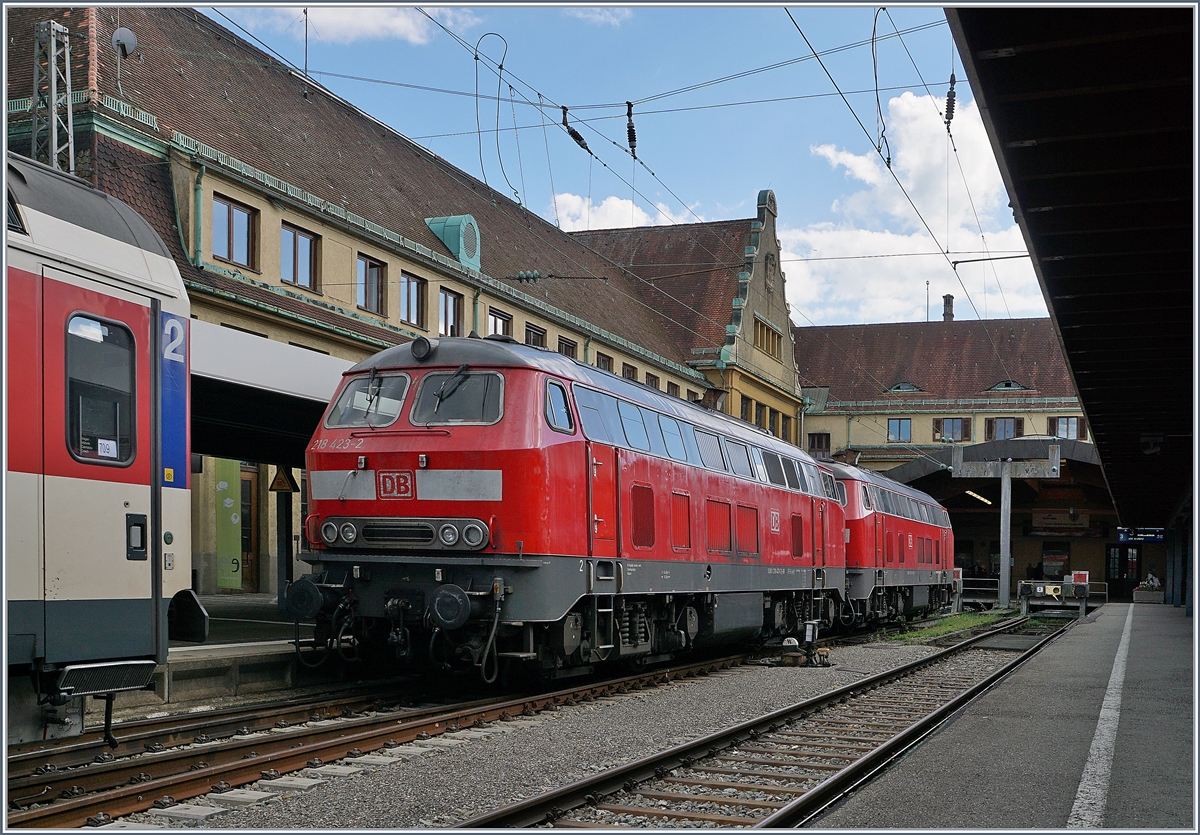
[411,370,503,424]
[326,374,409,428]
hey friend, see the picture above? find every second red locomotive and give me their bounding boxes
[288,334,953,681]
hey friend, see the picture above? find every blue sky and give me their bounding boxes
[211,5,1047,327]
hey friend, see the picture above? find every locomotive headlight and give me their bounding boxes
[321,521,339,545]
[461,523,486,548]
[438,523,460,546]
[339,522,358,543]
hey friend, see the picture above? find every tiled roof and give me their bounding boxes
[572,220,751,352]
[793,318,1078,402]
[6,7,693,369]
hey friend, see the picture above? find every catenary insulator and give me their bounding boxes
[626,101,637,159]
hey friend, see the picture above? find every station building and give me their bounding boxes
[792,304,1166,598]
[5,7,803,595]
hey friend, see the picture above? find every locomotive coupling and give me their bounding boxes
[429,584,484,631]
[285,577,343,621]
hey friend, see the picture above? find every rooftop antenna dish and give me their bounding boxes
[112,26,136,98]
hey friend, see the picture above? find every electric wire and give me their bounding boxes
[784,8,1013,384]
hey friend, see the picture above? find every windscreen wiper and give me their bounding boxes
[433,364,470,414]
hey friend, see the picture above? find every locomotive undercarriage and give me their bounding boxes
[285,558,850,682]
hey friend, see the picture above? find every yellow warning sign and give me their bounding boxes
[269,467,300,493]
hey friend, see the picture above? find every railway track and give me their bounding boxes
[459,616,1067,828]
[6,655,748,828]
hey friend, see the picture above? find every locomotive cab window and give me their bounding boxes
[411,369,503,425]
[326,373,409,428]
[544,379,574,433]
[67,315,135,465]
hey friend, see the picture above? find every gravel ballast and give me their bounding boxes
[122,643,937,829]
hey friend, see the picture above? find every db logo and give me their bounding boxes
[378,470,415,499]
[770,510,781,533]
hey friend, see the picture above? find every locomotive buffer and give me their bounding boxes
[951,444,1061,609]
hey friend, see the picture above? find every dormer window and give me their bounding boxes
[990,380,1028,391]
[889,382,921,393]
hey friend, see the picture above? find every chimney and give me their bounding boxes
[942,294,954,322]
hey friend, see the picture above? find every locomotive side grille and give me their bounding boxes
[361,522,435,544]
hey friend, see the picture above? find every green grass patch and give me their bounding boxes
[887,611,1008,643]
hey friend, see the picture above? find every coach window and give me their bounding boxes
[488,307,513,337]
[695,430,726,471]
[761,451,787,486]
[659,415,688,461]
[326,373,410,428]
[213,194,256,269]
[725,440,754,479]
[545,380,574,433]
[617,401,650,451]
[357,255,385,315]
[66,315,135,465]
[281,224,318,290]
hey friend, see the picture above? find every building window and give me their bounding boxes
[356,255,385,314]
[887,418,912,443]
[985,417,1024,441]
[622,363,638,381]
[769,408,778,436]
[667,382,680,398]
[558,336,577,359]
[755,403,766,429]
[934,417,971,442]
[644,373,660,390]
[780,414,792,443]
[686,389,701,402]
[280,224,316,289]
[808,433,830,456]
[212,194,256,268]
[754,317,782,360]
[1049,416,1088,440]
[439,288,464,336]
[488,307,513,337]
[399,273,426,328]
[740,396,753,422]
[525,323,547,347]
[595,352,613,372]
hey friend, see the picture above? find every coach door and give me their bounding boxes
[41,271,159,664]
[588,442,618,558]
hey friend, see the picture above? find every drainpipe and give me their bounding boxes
[472,287,482,335]
[846,415,853,456]
[192,162,205,267]
[583,336,591,365]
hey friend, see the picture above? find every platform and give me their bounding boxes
[811,602,1194,829]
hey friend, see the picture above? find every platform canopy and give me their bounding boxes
[946,8,1193,528]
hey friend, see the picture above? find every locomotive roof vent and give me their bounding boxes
[484,333,518,344]
[425,214,481,272]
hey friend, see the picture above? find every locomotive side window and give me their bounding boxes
[659,415,688,461]
[706,499,732,552]
[820,472,838,500]
[695,430,726,471]
[760,451,787,486]
[802,463,822,495]
[725,440,754,479]
[918,503,931,523]
[630,485,655,548]
[835,481,847,506]
[67,315,135,465]
[637,406,669,458]
[861,485,872,509]
[574,387,626,446]
[545,380,574,433]
[617,401,650,451]
[326,373,409,428]
[411,370,503,425]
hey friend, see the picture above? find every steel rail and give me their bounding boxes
[7,655,746,828]
[457,617,1046,828]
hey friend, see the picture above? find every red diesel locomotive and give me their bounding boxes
[288,334,953,681]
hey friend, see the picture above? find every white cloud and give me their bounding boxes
[554,193,698,231]
[237,6,480,45]
[564,8,633,26]
[781,93,1046,326]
